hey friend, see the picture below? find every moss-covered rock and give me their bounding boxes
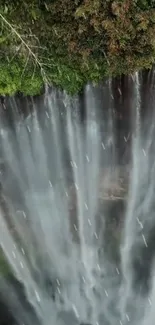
[0,0,155,95]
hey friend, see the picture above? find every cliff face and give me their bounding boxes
[0,0,155,95]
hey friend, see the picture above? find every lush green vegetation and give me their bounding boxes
[0,0,155,95]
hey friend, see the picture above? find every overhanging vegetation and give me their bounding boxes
[0,0,155,95]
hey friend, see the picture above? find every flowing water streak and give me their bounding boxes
[135,72,141,135]
[0,87,106,325]
[141,262,155,325]
[65,85,101,324]
[109,78,116,166]
[120,72,143,322]
[0,98,71,325]
[120,71,155,324]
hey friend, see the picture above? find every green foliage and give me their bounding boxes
[0,58,44,95]
[19,69,44,96]
[0,61,20,95]
[0,249,11,277]
[134,0,155,10]
[0,0,155,95]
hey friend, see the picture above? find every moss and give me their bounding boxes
[0,0,155,95]
[0,249,11,278]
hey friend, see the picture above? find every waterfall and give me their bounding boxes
[0,71,155,325]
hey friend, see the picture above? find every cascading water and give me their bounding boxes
[0,71,155,325]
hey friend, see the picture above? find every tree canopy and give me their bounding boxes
[0,0,155,95]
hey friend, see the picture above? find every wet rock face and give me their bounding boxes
[68,165,128,248]
[0,299,15,325]
[0,276,40,325]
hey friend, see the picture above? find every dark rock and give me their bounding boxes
[0,299,15,325]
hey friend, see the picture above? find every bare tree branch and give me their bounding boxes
[0,13,48,84]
